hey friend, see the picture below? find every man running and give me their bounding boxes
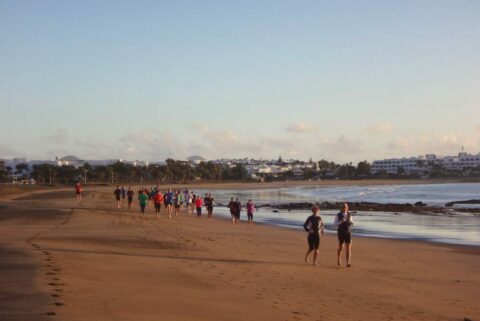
[228,197,236,223]
[75,182,82,203]
[246,199,255,226]
[127,187,134,209]
[138,190,149,215]
[121,186,126,200]
[114,185,122,208]
[303,206,325,266]
[205,193,214,219]
[334,203,354,267]
[235,198,242,223]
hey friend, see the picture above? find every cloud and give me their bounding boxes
[318,135,366,157]
[365,122,393,134]
[387,132,480,156]
[286,122,317,133]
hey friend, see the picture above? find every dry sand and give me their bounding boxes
[0,185,479,321]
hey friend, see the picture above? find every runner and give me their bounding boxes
[246,199,255,226]
[121,186,126,200]
[114,185,122,208]
[235,198,242,223]
[228,197,236,223]
[127,187,134,209]
[186,191,193,215]
[334,203,354,268]
[74,182,82,203]
[153,190,164,218]
[205,193,214,219]
[183,189,189,212]
[174,190,181,216]
[195,195,203,218]
[138,190,149,215]
[191,193,197,215]
[303,206,325,266]
[165,189,174,218]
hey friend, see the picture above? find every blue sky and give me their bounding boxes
[1,0,479,162]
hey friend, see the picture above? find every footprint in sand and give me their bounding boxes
[54,302,64,306]
[46,311,56,316]
[51,294,60,298]
[46,272,55,275]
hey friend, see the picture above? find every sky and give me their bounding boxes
[1,0,479,163]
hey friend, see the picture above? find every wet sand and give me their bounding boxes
[0,186,479,321]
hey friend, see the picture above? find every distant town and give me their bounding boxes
[1,152,480,185]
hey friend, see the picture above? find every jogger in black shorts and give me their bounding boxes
[334,203,354,268]
[303,206,324,266]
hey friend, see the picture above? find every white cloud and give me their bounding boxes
[365,122,393,134]
[286,122,317,133]
[387,132,480,156]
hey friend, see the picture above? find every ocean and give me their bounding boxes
[195,183,480,246]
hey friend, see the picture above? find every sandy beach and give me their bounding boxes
[0,185,479,321]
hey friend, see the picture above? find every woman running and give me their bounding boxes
[205,193,214,219]
[246,199,255,226]
[303,206,324,266]
[153,190,164,218]
[165,189,174,218]
[195,195,203,218]
[334,203,354,268]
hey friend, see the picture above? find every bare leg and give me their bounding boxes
[312,249,319,266]
[346,243,352,267]
[305,249,312,264]
[337,243,343,267]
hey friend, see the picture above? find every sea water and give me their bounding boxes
[194,183,480,246]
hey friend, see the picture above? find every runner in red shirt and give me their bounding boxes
[153,191,164,218]
[195,196,203,218]
[75,182,82,203]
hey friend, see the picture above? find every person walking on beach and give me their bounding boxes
[75,182,82,203]
[228,197,236,223]
[127,187,134,209]
[334,203,354,267]
[303,206,325,266]
[138,190,149,215]
[114,185,122,208]
[195,195,203,218]
[153,190,164,218]
[246,199,255,226]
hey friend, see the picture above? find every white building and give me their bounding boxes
[371,152,480,175]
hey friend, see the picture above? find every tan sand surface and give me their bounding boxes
[0,186,479,321]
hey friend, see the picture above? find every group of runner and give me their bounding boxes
[75,182,353,267]
[303,202,353,267]
[110,185,233,221]
[227,198,256,226]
